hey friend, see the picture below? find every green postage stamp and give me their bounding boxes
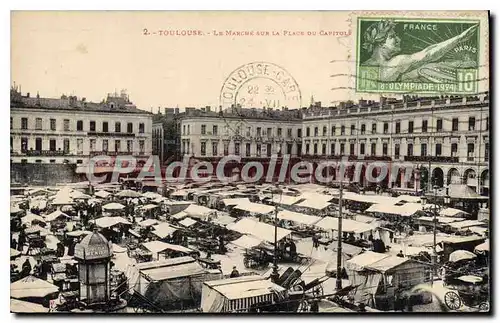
[356,17,480,94]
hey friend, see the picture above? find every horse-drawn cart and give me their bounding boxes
[444,275,489,312]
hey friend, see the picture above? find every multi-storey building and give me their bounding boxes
[152,107,183,164]
[179,94,489,195]
[10,87,153,183]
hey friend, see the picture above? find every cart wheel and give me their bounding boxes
[243,257,250,268]
[478,302,489,312]
[312,285,324,297]
[444,291,461,310]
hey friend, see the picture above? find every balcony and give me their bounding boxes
[404,155,459,163]
[89,151,136,157]
[87,131,135,138]
[24,150,69,156]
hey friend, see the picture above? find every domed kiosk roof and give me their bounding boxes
[74,230,113,261]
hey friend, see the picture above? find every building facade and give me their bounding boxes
[11,88,153,166]
[179,94,489,195]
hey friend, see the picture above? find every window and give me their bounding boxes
[64,119,70,131]
[10,137,13,152]
[287,143,293,154]
[115,122,121,133]
[361,124,366,134]
[349,143,355,155]
[341,126,345,135]
[127,123,133,133]
[21,118,28,130]
[451,143,458,155]
[322,144,326,155]
[407,143,413,156]
[267,128,272,137]
[75,120,83,131]
[371,143,376,155]
[306,144,310,155]
[306,127,310,137]
[287,128,292,137]
[77,139,83,154]
[35,137,42,151]
[383,122,389,134]
[395,144,400,159]
[256,144,261,156]
[10,117,12,129]
[201,142,206,156]
[90,139,96,152]
[127,140,132,153]
[360,143,365,155]
[50,119,56,131]
[224,142,229,156]
[340,143,345,154]
[297,144,302,156]
[278,128,282,137]
[467,143,474,161]
[213,125,218,135]
[35,118,42,130]
[435,143,442,156]
[485,143,489,161]
[139,123,145,134]
[103,140,109,152]
[452,118,459,131]
[437,119,443,132]
[21,137,28,152]
[422,120,428,133]
[246,143,251,156]
[256,127,262,136]
[115,140,121,152]
[201,125,206,135]
[408,121,414,133]
[297,129,302,138]
[314,127,318,137]
[183,125,186,135]
[468,117,475,131]
[486,117,489,131]
[351,125,355,135]
[48,139,56,151]
[102,121,109,133]
[266,144,272,157]
[313,143,318,155]
[421,143,427,156]
[331,126,336,136]
[50,159,56,164]
[139,140,145,153]
[383,143,388,156]
[372,123,377,134]
[212,142,218,156]
[322,127,327,136]
[395,122,401,134]
[90,121,96,132]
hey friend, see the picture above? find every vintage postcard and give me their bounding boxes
[10,11,490,314]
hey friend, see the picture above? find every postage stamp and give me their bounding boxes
[355,17,480,94]
[219,61,302,110]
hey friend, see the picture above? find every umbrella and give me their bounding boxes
[142,192,162,200]
[11,276,59,299]
[103,202,125,211]
[71,191,91,200]
[66,230,92,237]
[449,249,477,263]
[44,210,70,222]
[458,275,483,284]
[11,299,49,313]
[94,190,111,198]
[475,240,489,253]
[116,189,142,198]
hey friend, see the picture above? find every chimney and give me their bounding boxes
[206,106,211,112]
[26,92,30,98]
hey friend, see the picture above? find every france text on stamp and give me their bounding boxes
[356,17,480,94]
[219,62,302,110]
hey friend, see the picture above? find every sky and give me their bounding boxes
[11,11,489,112]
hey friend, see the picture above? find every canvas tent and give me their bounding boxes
[227,218,292,243]
[201,275,286,313]
[126,256,222,309]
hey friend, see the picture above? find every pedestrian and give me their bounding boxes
[230,266,240,278]
[397,250,404,258]
[11,238,17,250]
[312,234,319,249]
[21,259,32,277]
[389,231,394,243]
